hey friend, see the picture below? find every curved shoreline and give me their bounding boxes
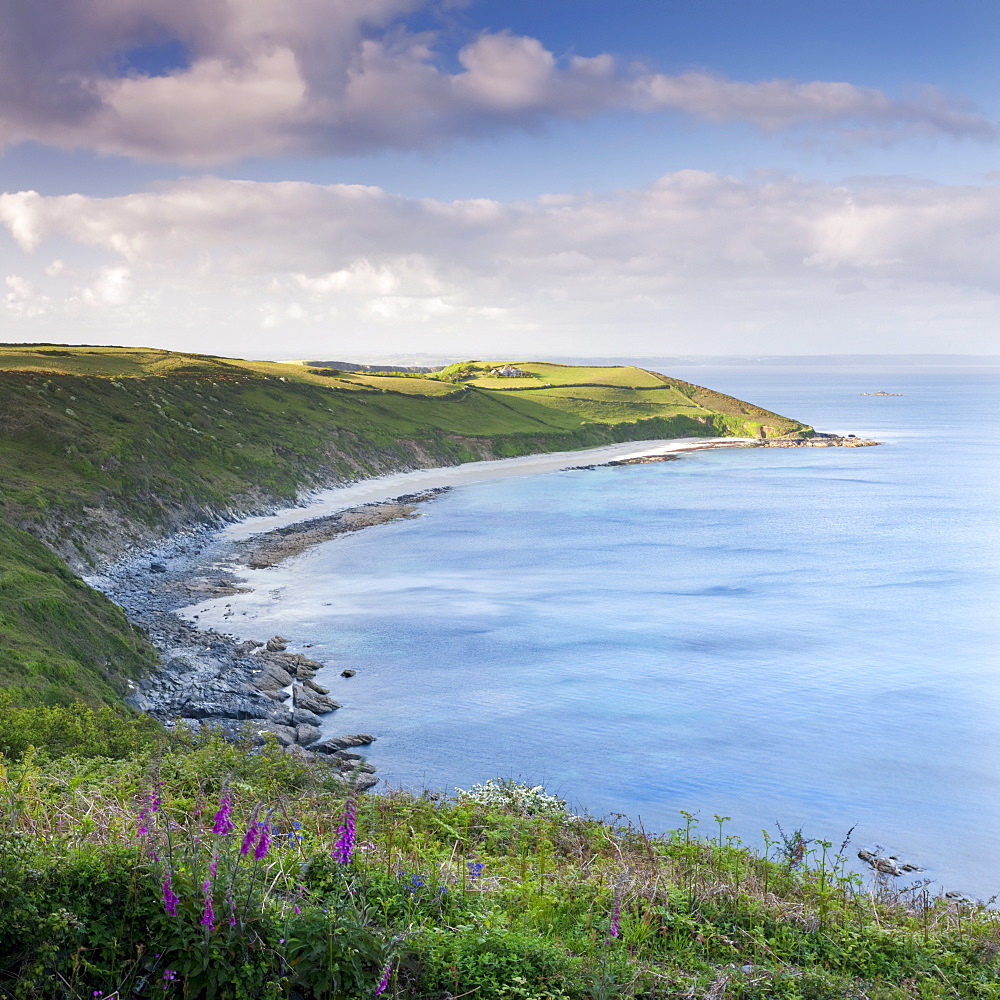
[89,433,871,783]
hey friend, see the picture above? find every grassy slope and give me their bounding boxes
[1,741,997,999]
[0,521,157,706]
[0,344,808,706]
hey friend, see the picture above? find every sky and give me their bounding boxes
[1,0,998,360]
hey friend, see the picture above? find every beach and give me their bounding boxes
[89,435,761,782]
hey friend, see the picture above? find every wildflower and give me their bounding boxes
[227,898,236,927]
[200,881,215,927]
[209,855,219,878]
[162,969,177,981]
[254,824,271,860]
[374,961,394,996]
[137,789,161,837]
[333,798,356,865]
[239,825,258,856]
[466,861,485,880]
[609,898,621,939]
[212,791,234,835]
[162,876,179,918]
[294,905,301,914]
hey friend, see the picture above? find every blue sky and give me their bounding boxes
[0,0,997,358]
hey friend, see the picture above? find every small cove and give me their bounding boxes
[182,365,1000,896]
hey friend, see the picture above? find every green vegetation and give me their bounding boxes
[1,734,997,999]
[0,522,157,706]
[0,345,809,571]
[10,343,932,999]
[0,343,809,707]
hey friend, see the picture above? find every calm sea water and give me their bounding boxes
[190,366,1000,895]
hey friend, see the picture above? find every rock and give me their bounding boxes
[234,640,264,656]
[334,750,363,761]
[261,689,289,701]
[150,562,167,573]
[337,759,376,774]
[268,708,294,727]
[293,684,340,715]
[252,663,294,691]
[303,678,330,695]
[340,669,356,678]
[284,744,317,762]
[295,662,317,680]
[251,723,298,747]
[174,698,271,721]
[351,773,379,792]
[265,635,288,652]
[292,708,322,726]
[312,734,376,754]
[296,724,321,746]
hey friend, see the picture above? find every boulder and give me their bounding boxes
[150,562,167,573]
[251,723,298,747]
[303,678,330,695]
[340,669,356,678]
[268,708,294,727]
[234,640,263,656]
[265,635,288,652]
[311,734,376,754]
[296,724,322,746]
[292,708,322,726]
[293,684,340,715]
[252,663,294,691]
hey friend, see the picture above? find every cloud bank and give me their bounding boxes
[0,0,992,164]
[2,172,999,354]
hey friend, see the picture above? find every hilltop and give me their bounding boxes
[0,343,810,710]
[0,345,810,567]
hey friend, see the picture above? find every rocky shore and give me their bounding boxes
[94,489,450,790]
[757,433,881,448]
[92,437,878,788]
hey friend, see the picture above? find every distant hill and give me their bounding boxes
[0,343,810,706]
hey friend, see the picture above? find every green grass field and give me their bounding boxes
[0,343,810,706]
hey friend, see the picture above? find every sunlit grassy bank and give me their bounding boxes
[1,727,997,999]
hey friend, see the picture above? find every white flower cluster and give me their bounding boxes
[454,779,571,818]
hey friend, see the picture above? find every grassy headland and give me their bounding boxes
[10,345,985,997]
[0,343,809,708]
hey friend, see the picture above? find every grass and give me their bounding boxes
[0,346,810,567]
[0,731,997,999]
[0,343,811,706]
[0,522,158,706]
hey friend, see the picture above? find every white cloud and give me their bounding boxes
[4,274,50,318]
[1,173,999,353]
[0,0,991,164]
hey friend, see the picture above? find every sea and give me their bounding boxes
[184,365,1000,896]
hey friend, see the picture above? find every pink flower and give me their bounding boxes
[374,961,394,995]
[212,792,234,835]
[254,824,271,860]
[200,880,215,927]
[162,876,179,918]
[333,799,356,865]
